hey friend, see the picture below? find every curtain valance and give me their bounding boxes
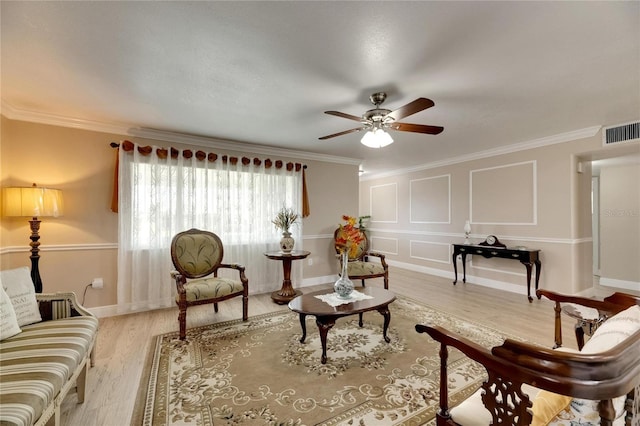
[110,140,310,217]
[112,140,305,170]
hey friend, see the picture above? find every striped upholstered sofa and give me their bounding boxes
[0,291,98,426]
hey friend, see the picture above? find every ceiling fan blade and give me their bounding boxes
[318,127,364,140]
[389,122,444,135]
[324,111,364,122]
[386,98,435,121]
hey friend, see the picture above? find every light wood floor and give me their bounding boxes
[60,269,629,425]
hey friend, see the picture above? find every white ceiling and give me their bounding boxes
[2,1,639,176]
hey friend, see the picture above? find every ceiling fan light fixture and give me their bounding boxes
[361,128,394,148]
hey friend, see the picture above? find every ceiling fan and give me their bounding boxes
[319,92,444,147]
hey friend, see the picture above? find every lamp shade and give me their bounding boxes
[2,185,64,218]
[360,128,394,148]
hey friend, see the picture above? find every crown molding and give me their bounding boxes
[1,100,362,166]
[360,125,602,181]
[1,100,133,135]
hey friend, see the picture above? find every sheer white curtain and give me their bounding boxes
[117,143,303,313]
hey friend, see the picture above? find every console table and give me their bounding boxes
[452,241,541,302]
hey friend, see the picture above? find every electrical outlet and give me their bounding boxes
[91,278,104,289]
[308,257,313,266]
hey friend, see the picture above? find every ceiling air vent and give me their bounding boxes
[602,121,640,146]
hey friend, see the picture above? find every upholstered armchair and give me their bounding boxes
[334,227,389,289]
[170,228,249,340]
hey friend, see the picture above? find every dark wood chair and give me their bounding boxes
[170,228,248,340]
[416,290,640,425]
[538,289,640,350]
[334,227,389,289]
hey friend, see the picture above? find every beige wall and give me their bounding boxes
[1,117,359,312]
[1,117,121,308]
[599,163,640,285]
[3,115,636,310]
[359,131,638,298]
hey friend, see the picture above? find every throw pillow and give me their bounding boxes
[574,304,640,421]
[581,304,640,354]
[530,390,572,426]
[0,267,42,326]
[0,285,22,340]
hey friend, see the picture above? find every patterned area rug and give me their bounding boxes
[132,296,509,425]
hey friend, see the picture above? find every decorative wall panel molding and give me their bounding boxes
[370,236,398,255]
[470,160,537,225]
[370,183,398,223]
[410,174,451,224]
[409,241,450,263]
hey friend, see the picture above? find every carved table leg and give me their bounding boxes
[316,316,336,364]
[377,305,391,343]
[523,261,534,302]
[452,252,458,284]
[461,253,467,283]
[298,313,307,343]
[534,260,542,298]
[271,257,302,304]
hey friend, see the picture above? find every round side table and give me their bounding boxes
[264,250,310,304]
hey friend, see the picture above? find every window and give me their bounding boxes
[117,143,303,311]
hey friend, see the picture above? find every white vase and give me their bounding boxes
[334,251,354,299]
[280,231,294,253]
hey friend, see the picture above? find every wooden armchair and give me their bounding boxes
[416,290,640,425]
[171,228,249,340]
[334,227,389,289]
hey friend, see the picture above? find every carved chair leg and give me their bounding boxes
[597,399,616,426]
[361,279,366,287]
[383,273,389,289]
[178,307,187,340]
[214,302,219,313]
[242,295,248,321]
[90,345,96,367]
[574,323,586,351]
[437,343,451,422]
[553,301,563,348]
[624,385,639,426]
[76,361,88,403]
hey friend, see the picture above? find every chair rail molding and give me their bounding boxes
[0,243,118,255]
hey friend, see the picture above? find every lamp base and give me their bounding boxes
[29,218,43,293]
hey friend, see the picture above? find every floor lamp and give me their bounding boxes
[2,184,64,293]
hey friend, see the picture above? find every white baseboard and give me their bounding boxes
[89,298,174,318]
[599,277,640,292]
[90,276,337,318]
[301,274,336,288]
[387,259,533,298]
[572,287,596,298]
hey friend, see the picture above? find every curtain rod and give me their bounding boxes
[110,141,307,169]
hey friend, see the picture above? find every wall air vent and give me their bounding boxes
[602,121,640,146]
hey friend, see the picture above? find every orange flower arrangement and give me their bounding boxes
[335,215,365,258]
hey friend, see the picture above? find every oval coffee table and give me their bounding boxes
[288,287,396,364]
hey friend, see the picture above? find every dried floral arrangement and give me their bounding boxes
[272,207,299,233]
